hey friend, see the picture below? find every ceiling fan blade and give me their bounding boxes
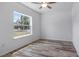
[39,6,42,9]
[32,2,42,4]
[47,5,52,9]
[47,2,56,4]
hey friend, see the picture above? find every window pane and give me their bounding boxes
[13,11,32,38]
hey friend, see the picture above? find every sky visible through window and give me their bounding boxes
[13,11,21,23]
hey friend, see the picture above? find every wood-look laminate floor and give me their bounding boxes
[4,39,78,57]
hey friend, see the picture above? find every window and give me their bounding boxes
[13,11,32,39]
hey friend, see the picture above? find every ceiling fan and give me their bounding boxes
[32,2,56,9]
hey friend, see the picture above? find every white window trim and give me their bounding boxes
[13,33,32,39]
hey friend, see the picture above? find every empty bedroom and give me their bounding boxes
[0,2,79,57]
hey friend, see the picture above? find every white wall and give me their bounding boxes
[41,2,73,41]
[72,2,79,56]
[0,2,41,56]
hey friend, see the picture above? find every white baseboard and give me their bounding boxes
[40,36,72,42]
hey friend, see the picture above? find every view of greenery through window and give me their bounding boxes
[13,11,32,37]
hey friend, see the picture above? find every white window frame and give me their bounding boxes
[13,11,32,39]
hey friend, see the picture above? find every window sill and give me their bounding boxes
[13,34,32,39]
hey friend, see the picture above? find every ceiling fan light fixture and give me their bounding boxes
[41,3,47,8]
